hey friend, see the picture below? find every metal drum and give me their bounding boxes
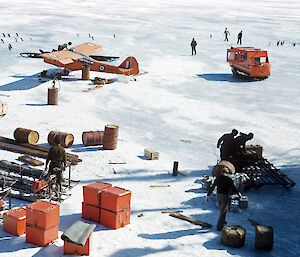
[13,127,39,144]
[103,125,119,150]
[48,87,58,105]
[47,131,74,148]
[82,131,104,146]
[255,225,273,250]
[82,65,90,80]
[221,225,246,248]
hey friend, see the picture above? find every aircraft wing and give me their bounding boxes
[42,42,103,67]
[42,50,82,66]
[71,42,102,56]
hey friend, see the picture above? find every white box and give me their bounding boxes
[144,148,159,160]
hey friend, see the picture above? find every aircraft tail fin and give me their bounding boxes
[119,57,139,75]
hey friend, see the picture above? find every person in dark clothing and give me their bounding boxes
[191,38,197,56]
[45,137,67,195]
[224,28,230,41]
[232,132,254,159]
[205,167,242,230]
[217,129,238,160]
[237,31,242,45]
[58,41,72,51]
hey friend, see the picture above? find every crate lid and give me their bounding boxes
[84,181,112,190]
[104,186,131,196]
[6,207,26,220]
[26,200,59,213]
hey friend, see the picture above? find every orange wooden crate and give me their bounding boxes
[82,202,100,223]
[31,180,47,192]
[64,234,92,255]
[101,187,131,212]
[26,200,60,230]
[83,182,112,206]
[100,208,130,229]
[26,224,58,246]
[3,208,26,236]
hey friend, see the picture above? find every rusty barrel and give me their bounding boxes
[47,131,74,148]
[48,87,58,105]
[103,125,119,150]
[14,128,39,144]
[82,131,104,146]
[82,65,90,80]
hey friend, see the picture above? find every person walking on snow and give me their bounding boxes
[191,38,197,55]
[224,28,230,41]
[237,31,243,45]
[205,167,242,231]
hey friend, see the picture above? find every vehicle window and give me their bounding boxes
[260,57,267,63]
[241,52,247,60]
[254,57,260,63]
[228,52,235,60]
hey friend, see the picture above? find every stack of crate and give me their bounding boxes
[82,182,112,223]
[82,182,131,229]
[26,200,60,246]
[100,187,131,229]
[3,208,26,236]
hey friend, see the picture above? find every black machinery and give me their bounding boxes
[0,159,79,202]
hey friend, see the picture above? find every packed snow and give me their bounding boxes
[0,0,300,256]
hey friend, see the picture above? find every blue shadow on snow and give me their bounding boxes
[197,73,253,83]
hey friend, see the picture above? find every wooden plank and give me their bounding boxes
[18,155,44,166]
[161,210,183,214]
[169,213,212,228]
[83,85,103,92]
[0,136,80,164]
[150,185,170,188]
[108,162,127,165]
[0,141,80,165]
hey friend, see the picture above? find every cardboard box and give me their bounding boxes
[144,148,159,160]
[83,182,112,206]
[82,202,100,223]
[64,234,92,256]
[26,224,58,246]
[3,208,26,236]
[100,208,130,229]
[26,200,60,230]
[101,187,131,212]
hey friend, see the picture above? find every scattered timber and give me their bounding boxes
[161,210,183,214]
[169,213,213,228]
[0,136,81,164]
[18,155,44,166]
[150,185,170,188]
[178,171,187,176]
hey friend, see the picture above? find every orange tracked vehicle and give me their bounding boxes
[227,47,271,79]
[42,42,139,76]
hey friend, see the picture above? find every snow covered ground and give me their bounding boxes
[0,0,300,256]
